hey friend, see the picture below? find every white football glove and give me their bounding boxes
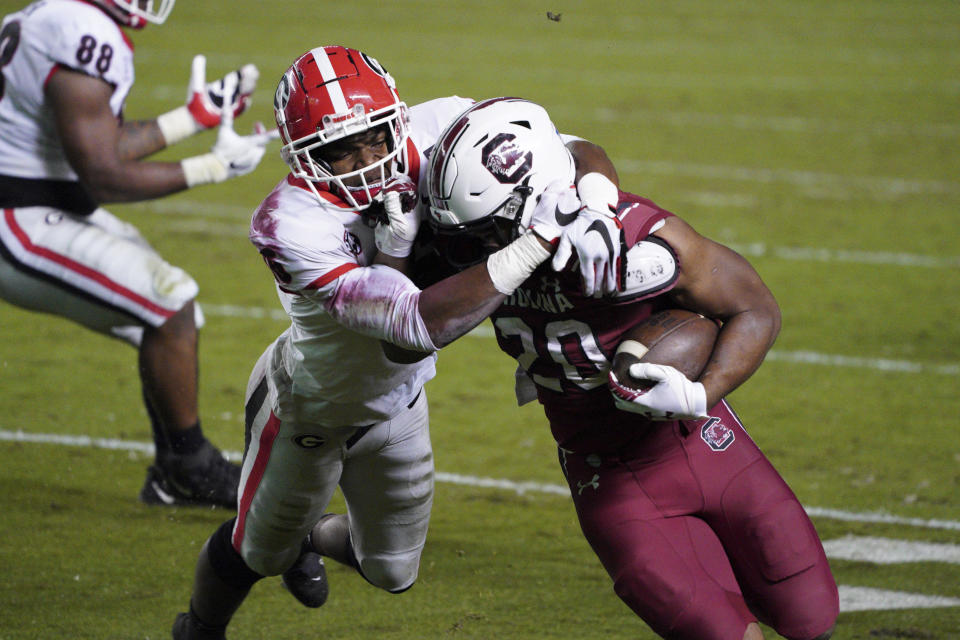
[526,180,580,245]
[181,76,278,187]
[373,175,420,258]
[609,363,709,421]
[157,55,259,145]
[551,172,624,297]
[552,208,625,297]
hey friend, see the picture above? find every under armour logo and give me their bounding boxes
[540,276,562,293]
[577,474,600,495]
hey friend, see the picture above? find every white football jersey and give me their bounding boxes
[0,0,135,180]
[249,96,472,427]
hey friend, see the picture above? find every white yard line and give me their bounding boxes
[200,305,960,378]
[616,159,960,198]
[3,429,958,612]
[1,429,958,533]
[839,586,960,612]
[131,196,960,268]
[823,536,960,564]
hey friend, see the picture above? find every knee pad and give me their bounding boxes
[357,554,420,593]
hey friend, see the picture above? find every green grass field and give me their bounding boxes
[1,0,958,638]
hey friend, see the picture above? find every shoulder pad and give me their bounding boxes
[614,236,678,301]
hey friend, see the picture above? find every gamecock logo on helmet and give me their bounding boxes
[481,133,532,184]
[700,417,735,451]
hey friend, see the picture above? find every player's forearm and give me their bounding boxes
[418,263,507,348]
[697,305,780,408]
[118,119,170,161]
[77,160,189,203]
[567,140,619,188]
[419,232,552,347]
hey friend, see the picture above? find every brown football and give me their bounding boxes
[611,309,719,390]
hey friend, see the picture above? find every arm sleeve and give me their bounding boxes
[618,196,674,247]
[312,265,437,352]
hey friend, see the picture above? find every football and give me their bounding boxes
[611,309,719,390]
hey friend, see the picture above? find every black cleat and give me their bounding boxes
[282,540,329,608]
[172,611,226,640]
[141,441,240,509]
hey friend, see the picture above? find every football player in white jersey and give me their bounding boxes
[172,45,624,639]
[0,0,276,508]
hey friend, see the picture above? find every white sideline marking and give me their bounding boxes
[838,586,960,612]
[127,198,960,269]
[1,429,959,533]
[3,430,960,612]
[823,536,960,565]
[198,306,960,377]
[618,159,960,199]
[585,107,960,139]
[727,242,960,269]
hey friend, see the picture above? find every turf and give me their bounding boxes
[0,0,958,638]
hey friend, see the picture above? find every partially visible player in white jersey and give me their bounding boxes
[0,0,276,508]
[172,45,625,639]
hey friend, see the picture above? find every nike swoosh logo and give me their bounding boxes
[584,220,615,259]
[554,203,579,226]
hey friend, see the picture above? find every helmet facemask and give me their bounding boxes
[275,47,411,211]
[283,110,409,210]
[428,182,533,269]
[425,97,575,271]
[95,0,175,28]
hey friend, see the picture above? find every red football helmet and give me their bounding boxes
[90,0,175,28]
[274,46,411,210]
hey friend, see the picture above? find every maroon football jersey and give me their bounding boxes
[491,191,676,450]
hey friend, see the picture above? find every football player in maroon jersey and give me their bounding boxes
[421,97,838,640]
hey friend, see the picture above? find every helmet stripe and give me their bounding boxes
[309,47,349,115]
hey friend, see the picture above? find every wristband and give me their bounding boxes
[486,231,551,295]
[615,339,648,360]
[156,106,203,146]
[181,153,227,187]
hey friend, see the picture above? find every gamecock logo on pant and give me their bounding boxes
[700,417,735,451]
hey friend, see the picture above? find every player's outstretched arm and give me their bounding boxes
[114,56,259,162]
[48,68,190,202]
[48,70,275,203]
[654,217,781,408]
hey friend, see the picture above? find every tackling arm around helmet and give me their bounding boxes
[327,230,553,353]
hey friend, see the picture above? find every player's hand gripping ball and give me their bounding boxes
[609,309,718,419]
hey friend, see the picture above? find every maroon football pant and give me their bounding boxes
[556,401,838,640]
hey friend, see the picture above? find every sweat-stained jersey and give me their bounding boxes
[248,96,473,428]
[0,0,135,181]
[491,190,677,450]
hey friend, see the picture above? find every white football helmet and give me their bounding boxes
[274,46,410,210]
[92,0,175,28]
[425,97,575,267]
